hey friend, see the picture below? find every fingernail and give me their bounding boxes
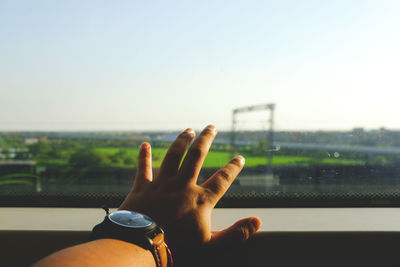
[236,155,245,165]
[141,142,150,152]
[183,128,195,136]
[205,124,217,134]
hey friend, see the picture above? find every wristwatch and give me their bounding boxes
[91,208,173,267]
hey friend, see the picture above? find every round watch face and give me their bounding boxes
[108,210,154,228]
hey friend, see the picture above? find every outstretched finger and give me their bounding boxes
[133,142,153,192]
[201,155,245,205]
[179,125,217,185]
[158,128,195,178]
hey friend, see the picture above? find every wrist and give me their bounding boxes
[91,209,173,267]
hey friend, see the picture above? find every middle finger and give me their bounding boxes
[178,125,217,185]
[158,128,196,179]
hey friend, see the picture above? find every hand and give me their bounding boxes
[119,125,261,266]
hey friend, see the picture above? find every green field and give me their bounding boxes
[94,147,365,168]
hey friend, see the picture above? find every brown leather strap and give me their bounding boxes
[152,233,169,267]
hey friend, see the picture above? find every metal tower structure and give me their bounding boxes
[230,103,275,169]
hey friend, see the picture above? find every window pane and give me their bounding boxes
[1,1,400,207]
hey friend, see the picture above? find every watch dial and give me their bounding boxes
[109,210,153,228]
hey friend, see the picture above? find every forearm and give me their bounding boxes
[33,238,156,267]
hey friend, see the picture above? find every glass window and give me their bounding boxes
[1,0,400,207]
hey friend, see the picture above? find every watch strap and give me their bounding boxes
[151,233,169,267]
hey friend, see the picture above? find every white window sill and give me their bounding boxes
[1,207,400,232]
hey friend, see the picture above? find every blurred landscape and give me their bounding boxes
[2,127,400,205]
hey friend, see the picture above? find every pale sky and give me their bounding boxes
[1,0,400,131]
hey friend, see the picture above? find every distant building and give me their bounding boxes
[24,138,39,145]
[39,135,49,143]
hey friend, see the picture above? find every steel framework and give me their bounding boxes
[230,103,275,168]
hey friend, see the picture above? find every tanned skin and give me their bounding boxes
[34,125,261,267]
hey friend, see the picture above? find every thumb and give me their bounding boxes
[211,217,262,246]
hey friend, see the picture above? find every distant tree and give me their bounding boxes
[69,149,110,167]
[249,140,270,156]
[371,156,387,166]
[123,155,137,166]
[109,149,137,166]
[109,150,127,164]
[0,137,7,148]
[2,135,24,148]
[59,140,84,150]
[29,142,52,158]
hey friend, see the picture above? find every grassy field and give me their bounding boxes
[94,147,365,168]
